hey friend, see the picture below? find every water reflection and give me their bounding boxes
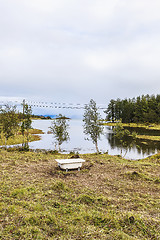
[106,125,160,158]
[30,120,159,159]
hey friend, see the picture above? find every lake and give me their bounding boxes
[29,119,160,160]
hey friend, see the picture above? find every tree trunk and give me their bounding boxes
[27,130,29,146]
[5,137,7,148]
[54,143,57,151]
[95,142,99,153]
[58,143,61,152]
[123,147,128,158]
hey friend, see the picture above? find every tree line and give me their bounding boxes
[105,94,160,123]
[1,94,160,154]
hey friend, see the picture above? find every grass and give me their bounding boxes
[0,149,159,239]
[136,135,160,142]
[104,122,160,130]
[104,122,160,142]
[0,128,43,146]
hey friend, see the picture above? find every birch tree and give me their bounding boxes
[83,99,103,153]
[49,114,70,151]
[21,102,32,148]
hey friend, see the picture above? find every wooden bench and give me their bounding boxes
[55,159,85,172]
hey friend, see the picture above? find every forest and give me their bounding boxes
[105,94,160,123]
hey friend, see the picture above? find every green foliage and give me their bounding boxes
[0,104,19,145]
[21,101,32,148]
[83,99,103,152]
[49,114,70,151]
[114,120,129,139]
[22,104,32,131]
[105,99,116,122]
[105,94,160,124]
[113,119,137,157]
[0,102,36,148]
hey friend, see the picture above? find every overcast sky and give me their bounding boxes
[0,0,160,110]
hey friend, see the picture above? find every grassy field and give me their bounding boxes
[0,129,43,146]
[0,149,159,239]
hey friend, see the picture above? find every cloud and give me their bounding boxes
[0,0,160,107]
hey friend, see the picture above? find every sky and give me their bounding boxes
[0,0,160,116]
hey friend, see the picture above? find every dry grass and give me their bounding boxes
[0,149,159,239]
[0,128,43,146]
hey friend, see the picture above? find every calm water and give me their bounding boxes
[29,119,160,160]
